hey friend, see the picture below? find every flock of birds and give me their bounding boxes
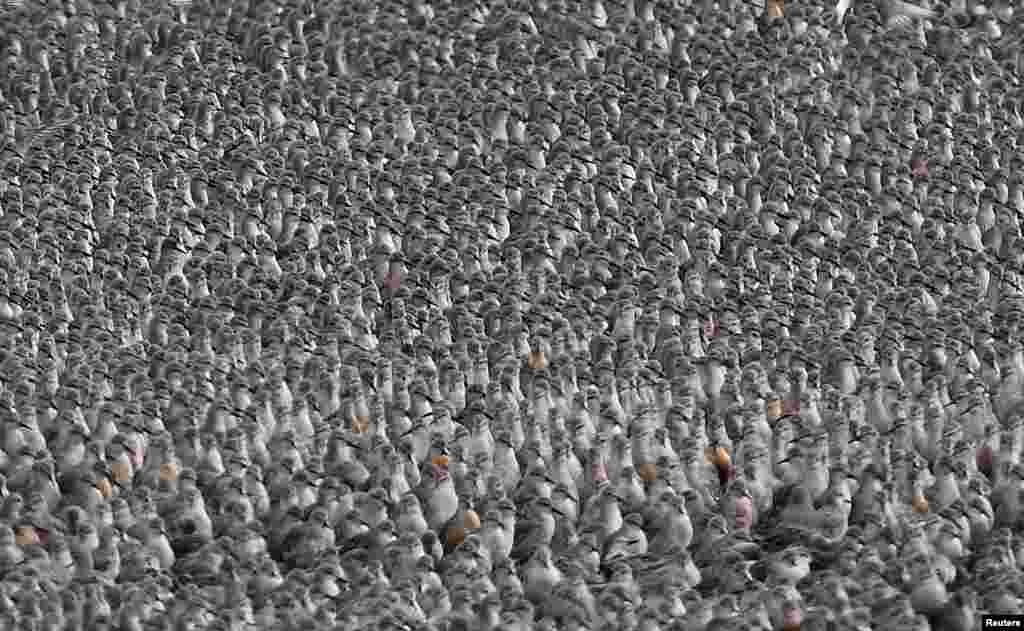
[0,0,1024,629]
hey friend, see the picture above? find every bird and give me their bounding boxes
[91,527,122,583]
[136,516,175,571]
[603,511,649,563]
[394,492,430,538]
[417,458,460,534]
[721,478,756,532]
[277,506,337,569]
[511,497,557,561]
[522,544,563,605]
[0,525,24,571]
[479,508,513,563]
[760,546,814,586]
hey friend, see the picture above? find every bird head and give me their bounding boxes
[398,493,423,516]
[307,507,330,527]
[775,546,813,582]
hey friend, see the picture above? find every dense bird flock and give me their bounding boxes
[1,0,1024,629]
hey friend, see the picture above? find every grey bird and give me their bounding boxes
[278,506,336,570]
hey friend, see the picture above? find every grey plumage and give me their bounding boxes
[0,0,1020,625]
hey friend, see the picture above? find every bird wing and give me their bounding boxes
[886,0,939,20]
[749,558,774,583]
[758,526,816,553]
[281,525,332,569]
[836,0,854,23]
[278,524,309,559]
[338,529,382,555]
[511,521,546,561]
[763,482,798,523]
